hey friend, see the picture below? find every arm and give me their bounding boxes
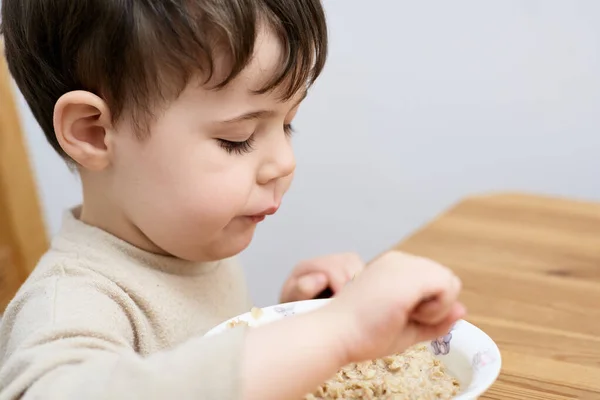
[1,329,247,400]
[0,277,247,400]
[1,275,346,400]
[2,251,462,400]
[241,307,348,400]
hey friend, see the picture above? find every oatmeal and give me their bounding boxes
[250,307,263,319]
[226,307,460,399]
[226,318,249,329]
[227,307,263,329]
[305,345,460,400]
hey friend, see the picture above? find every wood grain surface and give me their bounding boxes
[395,193,600,400]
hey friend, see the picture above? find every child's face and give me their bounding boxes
[107,31,302,261]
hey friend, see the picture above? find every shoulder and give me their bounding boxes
[19,247,136,311]
[1,254,138,355]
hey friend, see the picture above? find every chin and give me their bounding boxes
[176,227,256,262]
[216,229,256,259]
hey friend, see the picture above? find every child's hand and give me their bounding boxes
[280,253,364,303]
[322,251,465,365]
[242,252,464,400]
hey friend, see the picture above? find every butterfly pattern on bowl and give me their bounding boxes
[430,324,455,356]
[273,304,296,317]
[472,348,497,371]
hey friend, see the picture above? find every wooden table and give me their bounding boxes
[395,193,600,400]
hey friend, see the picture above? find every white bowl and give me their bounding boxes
[206,299,501,399]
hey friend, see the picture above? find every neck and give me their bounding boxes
[79,172,169,257]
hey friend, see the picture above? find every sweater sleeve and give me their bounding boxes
[0,275,246,400]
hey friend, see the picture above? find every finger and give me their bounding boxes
[279,277,297,303]
[305,256,361,294]
[348,264,363,283]
[411,276,462,325]
[411,297,445,325]
[411,302,466,343]
[279,272,325,303]
[327,265,355,293]
[295,272,329,300]
[290,257,338,276]
[333,254,365,292]
[346,254,364,279]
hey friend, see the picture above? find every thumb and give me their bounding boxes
[296,272,329,299]
[409,302,466,344]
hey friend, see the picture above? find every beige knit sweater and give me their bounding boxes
[0,209,253,400]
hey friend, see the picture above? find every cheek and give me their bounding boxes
[172,169,254,222]
[115,140,255,228]
[109,122,260,260]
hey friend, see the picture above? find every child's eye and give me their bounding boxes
[218,125,293,155]
[284,123,295,136]
[217,136,255,155]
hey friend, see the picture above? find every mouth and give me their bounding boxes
[246,206,279,223]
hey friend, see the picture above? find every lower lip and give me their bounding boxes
[247,215,266,223]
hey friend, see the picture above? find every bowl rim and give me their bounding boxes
[206,299,502,399]
[450,319,502,400]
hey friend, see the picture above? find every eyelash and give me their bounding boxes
[284,123,295,136]
[218,136,256,155]
[218,124,295,155]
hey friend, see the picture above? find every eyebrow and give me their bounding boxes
[218,91,308,124]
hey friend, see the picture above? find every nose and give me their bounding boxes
[257,135,296,185]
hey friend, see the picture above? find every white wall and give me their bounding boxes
[13,0,600,306]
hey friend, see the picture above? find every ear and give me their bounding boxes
[53,91,114,171]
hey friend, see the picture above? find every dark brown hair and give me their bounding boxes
[1,0,328,159]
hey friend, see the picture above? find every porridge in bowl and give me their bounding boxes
[306,345,459,400]
[227,307,460,400]
[207,299,501,399]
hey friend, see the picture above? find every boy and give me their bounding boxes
[0,1,465,399]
